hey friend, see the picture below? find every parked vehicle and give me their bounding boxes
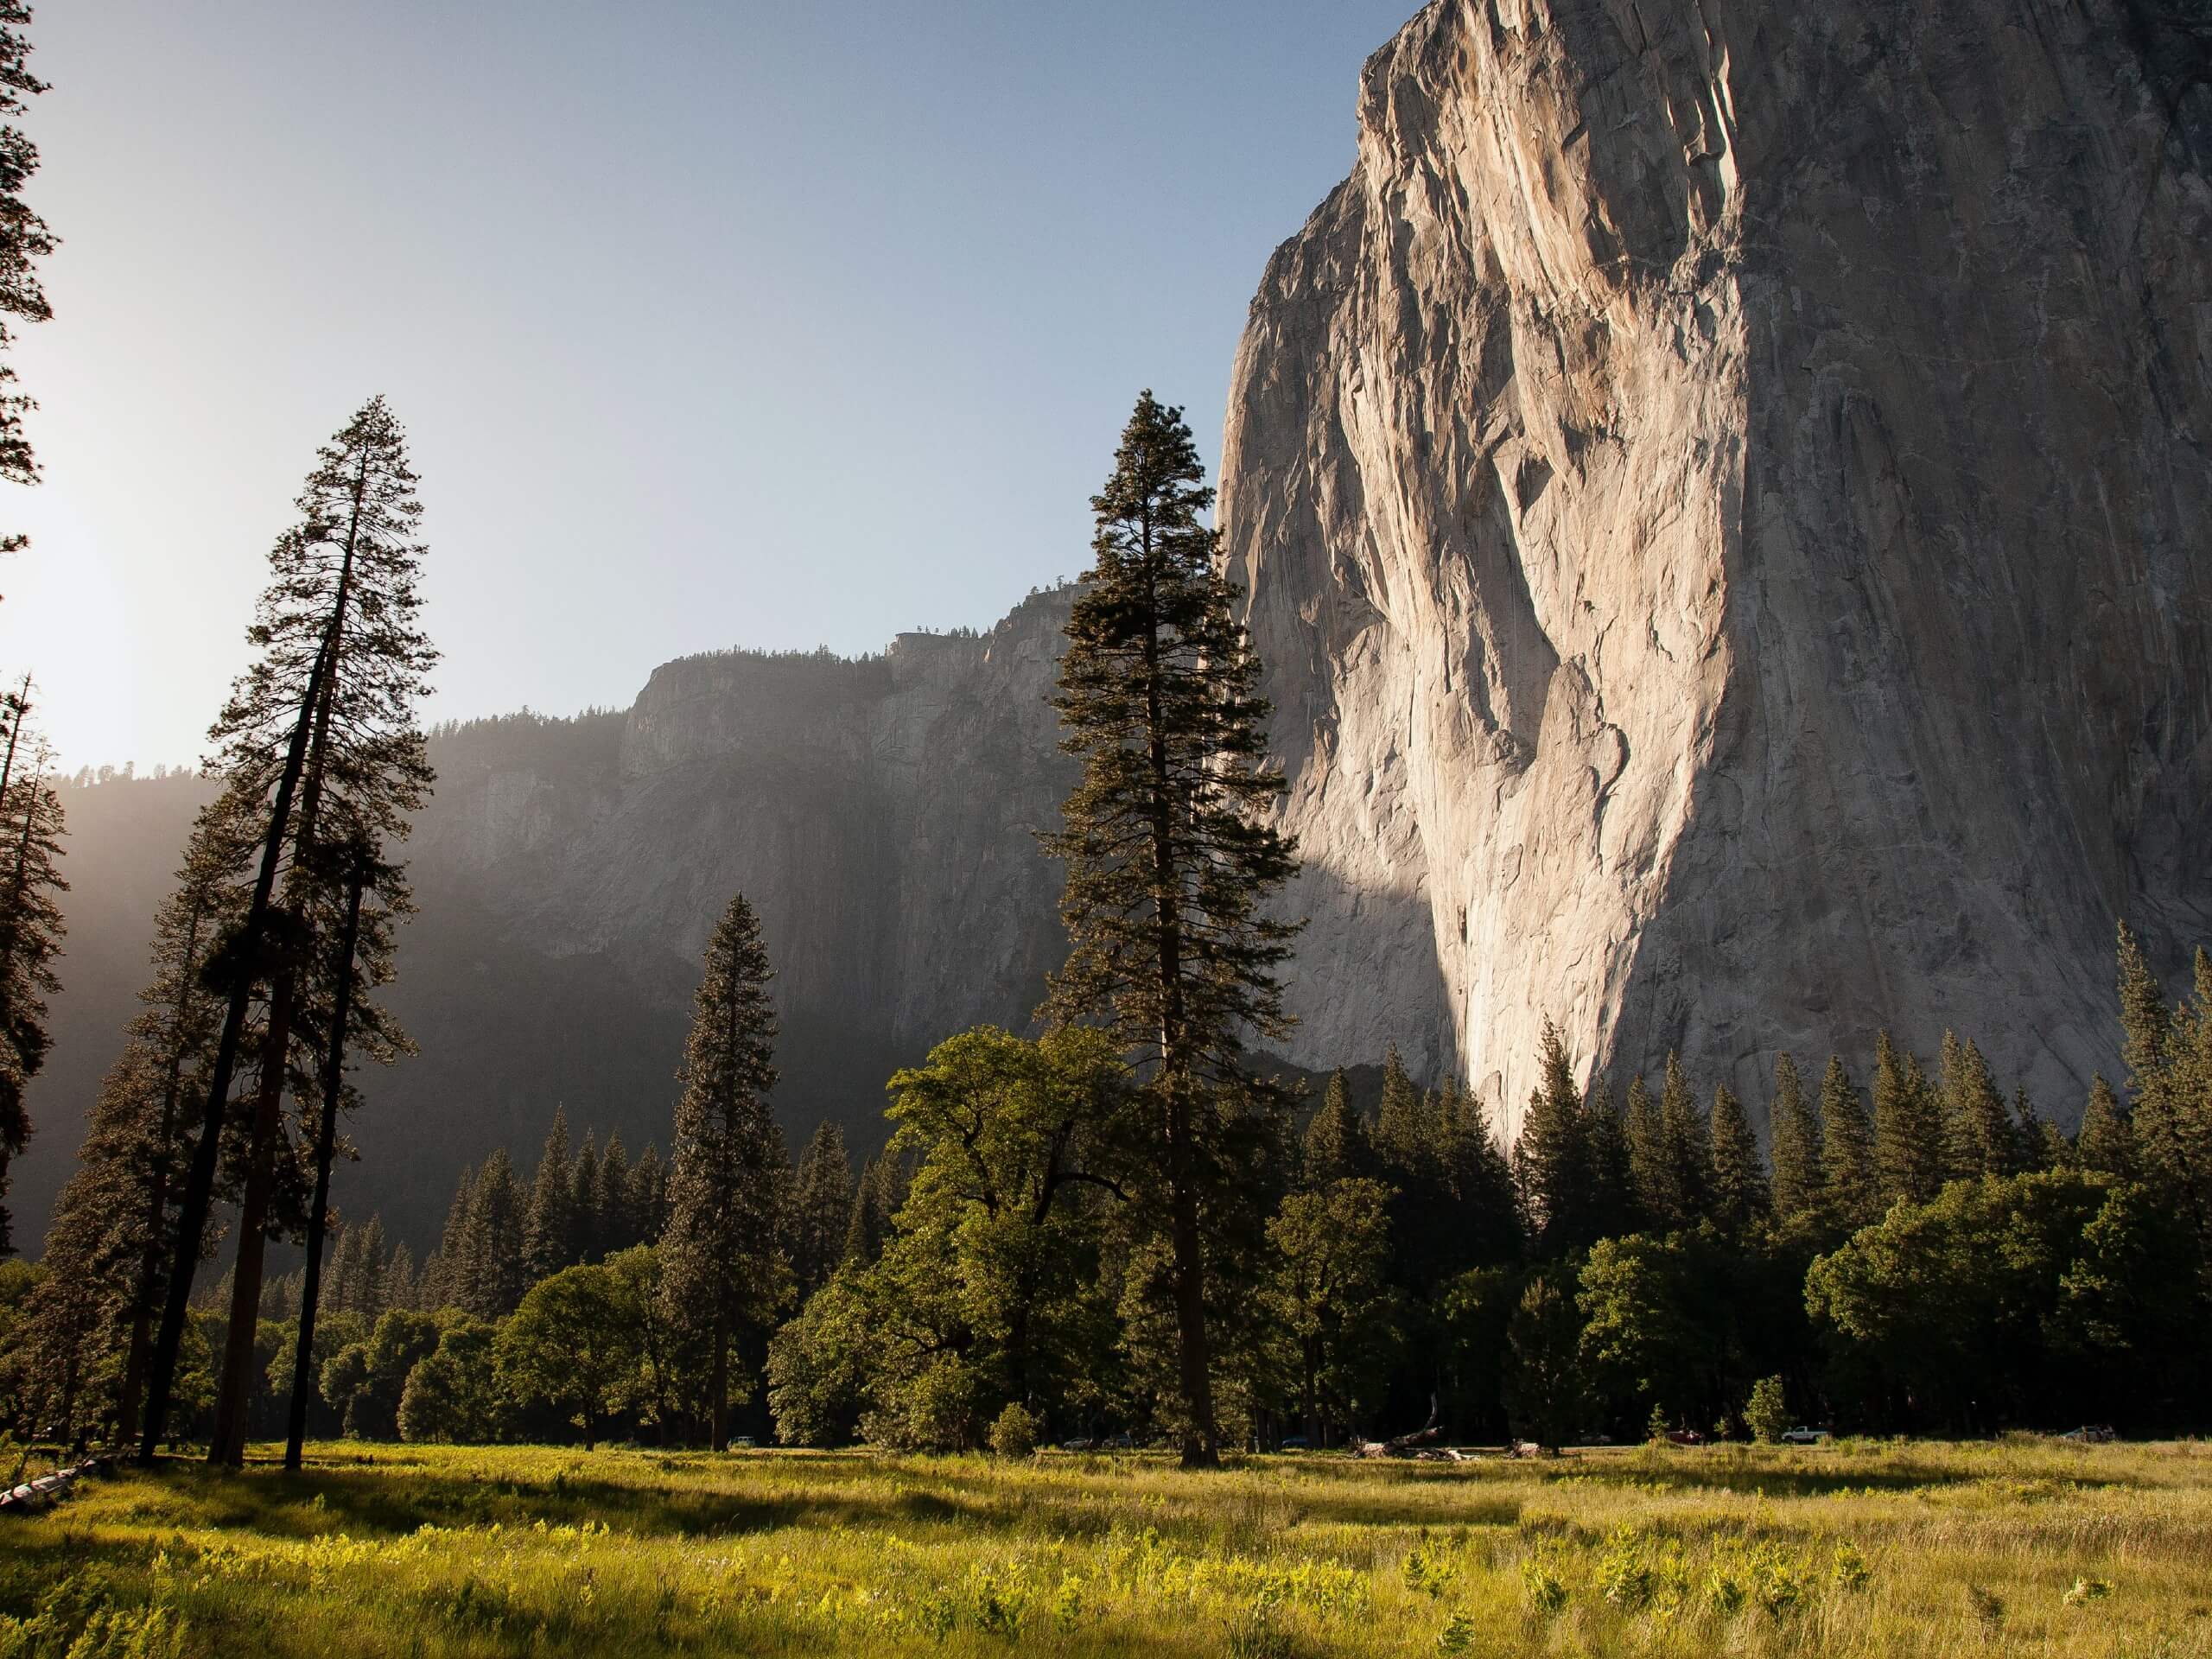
[1276,1435,1311,1452]
[1059,1438,1095,1452]
[1781,1427,1831,1445]
[2060,1425,2117,1444]
[1665,1429,1706,1446]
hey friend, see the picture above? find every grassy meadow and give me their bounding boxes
[3,1438,2209,1657]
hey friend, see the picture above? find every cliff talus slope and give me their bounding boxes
[1222,0,2212,1125]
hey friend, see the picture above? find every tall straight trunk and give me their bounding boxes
[117,902,207,1450]
[207,977,296,1465]
[139,633,331,1463]
[1137,526,1217,1470]
[709,1313,730,1452]
[285,861,366,1470]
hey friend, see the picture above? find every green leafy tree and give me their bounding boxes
[766,1272,873,1447]
[1744,1375,1789,1444]
[1872,1033,1947,1209]
[1820,1056,1879,1229]
[1503,1270,1586,1452]
[659,892,787,1450]
[496,1262,639,1448]
[318,1307,440,1440]
[1768,1054,1824,1227]
[397,1318,505,1444]
[1267,1177,1399,1446]
[1040,391,1300,1467]
[1805,1168,2203,1433]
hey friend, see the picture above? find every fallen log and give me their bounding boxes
[1352,1396,1443,1459]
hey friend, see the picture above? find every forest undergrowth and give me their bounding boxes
[3,1437,2209,1657]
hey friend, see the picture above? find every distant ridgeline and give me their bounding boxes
[15,588,1083,1249]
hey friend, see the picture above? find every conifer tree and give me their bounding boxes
[629,1143,669,1243]
[1707,1084,1770,1233]
[660,893,788,1450]
[2076,1075,2134,1180]
[1302,1070,1370,1189]
[1942,1032,2020,1179]
[1373,1048,1423,1160]
[594,1132,633,1255]
[787,1122,854,1302]
[569,1131,600,1262]
[0,3,53,512]
[2118,925,2212,1249]
[1872,1033,1948,1207]
[429,1164,474,1311]
[1514,1020,1596,1255]
[523,1109,577,1282]
[0,693,63,1252]
[462,1149,526,1317]
[1768,1053,1824,1225]
[1819,1055,1880,1228]
[1584,1086,1637,1242]
[146,397,435,1464]
[1655,1053,1712,1230]
[1434,1077,1521,1267]
[1624,1073,1668,1230]
[1041,391,1300,1467]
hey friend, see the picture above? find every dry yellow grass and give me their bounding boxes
[3,1436,2209,1656]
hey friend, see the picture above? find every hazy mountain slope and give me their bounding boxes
[13,593,1078,1249]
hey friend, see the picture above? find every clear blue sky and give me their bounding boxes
[0,1,1415,770]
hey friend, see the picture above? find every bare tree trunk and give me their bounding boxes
[140,640,331,1463]
[286,859,367,1470]
[207,979,296,1466]
[709,1313,730,1452]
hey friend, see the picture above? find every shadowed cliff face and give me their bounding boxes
[1221,0,2212,1129]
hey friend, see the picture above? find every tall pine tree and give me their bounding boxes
[1514,1019,1596,1255]
[1872,1033,1948,1208]
[1768,1052,1824,1226]
[1941,1031,2021,1179]
[523,1108,577,1282]
[0,687,63,1253]
[660,892,787,1450]
[1040,391,1300,1467]
[1707,1084,1770,1232]
[787,1121,854,1303]
[145,397,435,1464]
[1819,1055,1880,1229]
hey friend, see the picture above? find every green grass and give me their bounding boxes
[4,1438,2210,1656]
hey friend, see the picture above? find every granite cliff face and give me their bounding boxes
[1220,0,2212,1128]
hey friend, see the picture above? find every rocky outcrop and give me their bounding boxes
[1221,0,2212,1130]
